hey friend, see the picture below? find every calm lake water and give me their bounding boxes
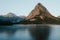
[0,24,60,40]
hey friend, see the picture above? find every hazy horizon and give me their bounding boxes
[0,0,60,17]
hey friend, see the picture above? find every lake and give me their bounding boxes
[0,24,60,40]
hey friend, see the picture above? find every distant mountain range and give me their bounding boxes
[0,3,60,25]
[0,13,25,25]
[4,13,17,17]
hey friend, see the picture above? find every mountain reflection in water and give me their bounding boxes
[29,25,50,40]
[0,25,60,40]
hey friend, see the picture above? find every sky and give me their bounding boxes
[0,0,60,17]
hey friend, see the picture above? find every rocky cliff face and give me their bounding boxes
[21,3,59,24]
[26,3,55,21]
[19,3,60,24]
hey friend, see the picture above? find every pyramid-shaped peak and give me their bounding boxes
[27,2,54,20]
[37,3,43,6]
[35,3,46,10]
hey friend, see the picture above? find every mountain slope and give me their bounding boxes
[0,13,25,24]
[27,3,55,20]
[57,16,60,18]
[4,13,17,17]
[20,3,60,24]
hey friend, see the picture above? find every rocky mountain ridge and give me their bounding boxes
[19,3,60,24]
[0,3,60,25]
[0,13,25,25]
